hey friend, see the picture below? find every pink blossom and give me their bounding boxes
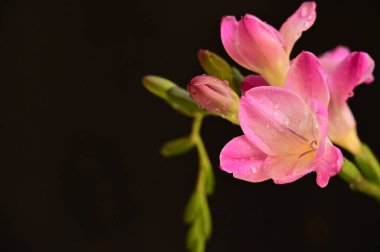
[187,75,239,123]
[319,46,375,153]
[220,52,343,187]
[221,2,316,86]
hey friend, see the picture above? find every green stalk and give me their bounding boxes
[339,158,380,202]
[185,113,214,252]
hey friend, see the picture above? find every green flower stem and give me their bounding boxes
[191,113,214,194]
[185,113,214,252]
[354,143,380,184]
[339,158,380,202]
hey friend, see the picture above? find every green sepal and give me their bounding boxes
[167,86,203,116]
[186,218,205,252]
[160,137,195,158]
[142,75,176,100]
[198,50,242,95]
[199,195,212,239]
[204,166,215,195]
[142,75,203,117]
[184,192,201,224]
[354,143,380,183]
[232,67,244,95]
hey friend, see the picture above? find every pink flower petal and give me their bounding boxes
[239,86,312,156]
[263,154,315,184]
[319,46,350,75]
[235,14,288,86]
[220,135,269,182]
[315,141,343,188]
[279,2,316,56]
[221,16,251,70]
[330,52,375,103]
[241,74,269,94]
[285,51,330,107]
[328,102,361,153]
[263,98,328,184]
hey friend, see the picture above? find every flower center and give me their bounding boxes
[298,140,318,158]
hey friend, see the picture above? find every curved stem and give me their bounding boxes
[185,113,214,252]
[339,158,380,202]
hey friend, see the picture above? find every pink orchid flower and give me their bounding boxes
[319,46,375,154]
[220,52,343,187]
[221,2,316,86]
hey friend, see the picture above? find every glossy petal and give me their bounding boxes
[286,51,329,107]
[319,46,350,75]
[221,16,251,70]
[241,74,269,94]
[235,14,288,86]
[264,154,315,184]
[328,102,361,154]
[330,52,375,103]
[239,86,313,156]
[188,75,239,116]
[315,141,343,187]
[220,135,269,182]
[279,2,316,56]
[263,98,328,183]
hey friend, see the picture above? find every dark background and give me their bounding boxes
[1,0,380,251]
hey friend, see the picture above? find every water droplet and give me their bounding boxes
[265,122,270,128]
[274,103,279,109]
[304,21,311,28]
[307,15,313,21]
[348,91,354,97]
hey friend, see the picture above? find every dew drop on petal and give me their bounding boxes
[251,167,257,174]
[348,91,354,98]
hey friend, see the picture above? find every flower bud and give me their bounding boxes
[187,75,239,124]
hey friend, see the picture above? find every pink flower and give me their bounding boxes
[220,52,343,187]
[221,2,316,86]
[187,75,239,123]
[319,46,375,153]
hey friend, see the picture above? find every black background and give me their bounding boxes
[1,0,380,251]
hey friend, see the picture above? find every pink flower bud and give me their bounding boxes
[187,75,239,123]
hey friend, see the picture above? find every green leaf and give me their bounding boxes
[354,143,380,183]
[167,86,203,116]
[142,75,176,100]
[160,137,195,157]
[184,192,201,224]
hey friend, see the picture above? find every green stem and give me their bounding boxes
[185,113,214,252]
[339,158,380,202]
[191,113,214,195]
[354,143,380,184]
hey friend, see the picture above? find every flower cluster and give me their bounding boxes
[188,2,375,187]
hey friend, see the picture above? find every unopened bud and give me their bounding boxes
[187,75,239,124]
